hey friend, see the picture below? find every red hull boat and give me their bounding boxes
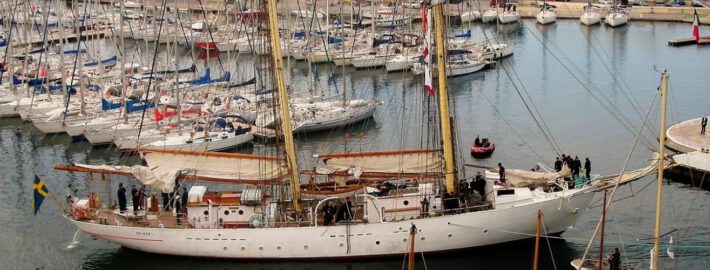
[471,138,495,158]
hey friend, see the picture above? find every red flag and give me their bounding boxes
[692,10,700,44]
[39,66,47,77]
[420,5,427,33]
[154,108,164,122]
[31,4,37,14]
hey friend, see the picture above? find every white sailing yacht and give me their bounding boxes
[535,3,557,25]
[54,0,596,260]
[605,3,629,27]
[579,3,602,25]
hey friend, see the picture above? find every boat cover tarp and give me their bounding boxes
[319,149,443,177]
[73,150,288,192]
[501,166,572,187]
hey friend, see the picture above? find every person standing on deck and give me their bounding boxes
[117,183,127,213]
[497,163,506,187]
[584,158,592,179]
[573,156,582,177]
[701,116,707,135]
[181,187,188,214]
[131,185,139,213]
[609,247,621,270]
[554,157,563,172]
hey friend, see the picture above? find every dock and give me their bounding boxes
[664,118,710,189]
[667,36,710,46]
[665,117,710,153]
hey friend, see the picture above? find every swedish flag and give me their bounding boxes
[33,175,49,215]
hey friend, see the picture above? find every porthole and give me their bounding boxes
[238,210,244,215]
[224,210,229,215]
[432,205,437,209]
[375,241,380,245]
[403,238,407,242]
[339,243,344,247]
[403,200,409,206]
[203,210,209,216]
[241,246,246,251]
[448,233,453,238]
[304,245,309,250]
[421,237,426,241]
[277,246,282,250]
[223,247,228,250]
[259,246,264,251]
[483,229,488,233]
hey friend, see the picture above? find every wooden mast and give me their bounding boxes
[432,0,456,193]
[266,0,302,211]
[651,72,669,270]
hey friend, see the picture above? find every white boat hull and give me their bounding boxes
[579,12,602,25]
[536,12,557,25]
[69,189,594,259]
[498,12,519,24]
[446,62,486,77]
[146,132,254,152]
[605,13,628,27]
[294,104,378,133]
[460,11,482,23]
[481,10,497,23]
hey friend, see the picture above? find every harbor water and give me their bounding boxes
[1,19,709,269]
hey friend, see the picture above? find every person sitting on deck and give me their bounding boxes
[323,201,335,226]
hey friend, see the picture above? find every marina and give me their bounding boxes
[0,0,709,269]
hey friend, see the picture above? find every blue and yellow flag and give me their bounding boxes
[33,175,49,215]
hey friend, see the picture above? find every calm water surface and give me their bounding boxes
[1,19,709,269]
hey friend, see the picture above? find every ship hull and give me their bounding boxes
[70,190,594,259]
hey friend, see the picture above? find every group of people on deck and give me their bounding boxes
[554,155,592,187]
[116,183,189,217]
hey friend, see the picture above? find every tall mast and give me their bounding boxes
[432,0,456,193]
[651,72,669,270]
[266,0,301,211]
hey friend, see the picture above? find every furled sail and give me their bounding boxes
[503,166,572,187]
[55,149,288,192]
[313,149,443,182]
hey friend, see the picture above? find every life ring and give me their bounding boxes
[248,214,264,228]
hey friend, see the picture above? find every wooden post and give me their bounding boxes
[408,223,417,270]
[598,190,607,270]
[533,210,542,270]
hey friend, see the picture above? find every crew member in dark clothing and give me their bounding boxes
[609,248,621,270]
[138,185,146,210]
[117,183,127,213]
[701,116,708,135]
[161,192,170,211]
[584,158,591,179]
[573,156,581,177]
[181,187,189,213]
[131,185,139,213]
[323,201,334,225]
[474,135,481,147]
[498,163,506,187]
[336,198,354,222]
[554,157,563,171]
[472,172,486,197]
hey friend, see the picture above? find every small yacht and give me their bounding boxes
[535,3,557,25]
[579,4,602,25]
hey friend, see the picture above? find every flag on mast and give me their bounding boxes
[421,5,435,96]
[666,236,675,259]
[693,10,700,43]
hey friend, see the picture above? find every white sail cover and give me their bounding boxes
[320,150,443,175]
[503,166,572,187]
[75,150,287,192]
[75,164,179,192]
